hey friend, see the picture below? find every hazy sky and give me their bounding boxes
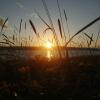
[0,0,100,46]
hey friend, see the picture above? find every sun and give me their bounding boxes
[45,41,53,49]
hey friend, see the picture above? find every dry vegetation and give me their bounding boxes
[0,0,100,99]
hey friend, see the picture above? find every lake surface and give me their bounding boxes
[0,48,100,60]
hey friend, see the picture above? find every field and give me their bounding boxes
[0,49,100,100]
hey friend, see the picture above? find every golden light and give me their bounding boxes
[43,40,54,60]
[47,50,51,60]
[45,41,53,49]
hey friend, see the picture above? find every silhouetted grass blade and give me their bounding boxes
[65,16,100,46]
[58,19,62,38]
[1,17,8,33]
[19,19,22,33]
[29,19,37,36]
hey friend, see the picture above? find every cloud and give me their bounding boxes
[30,12,38,19]
[25,12,39,20]
[16,2,24,9]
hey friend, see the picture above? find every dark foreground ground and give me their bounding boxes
[0,55,100,100]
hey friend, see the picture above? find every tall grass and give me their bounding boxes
[1,17,8,33]
[83,32,94,42]
[25,22,27,46]
[58,19,62,38]
[94,29,100,48]
[86,33,94,55]
[13,25,19,46]
[41,0,63,61]
[19,19,22,46]
[65,16,100,47]
[29,19,40,46]
[64,10,70,36]
[0,1,100,61]
[34,9,51,29]
[0,18,15,46]
[57,0,66,42]
[63,9,70,58]
[2,34,15,45]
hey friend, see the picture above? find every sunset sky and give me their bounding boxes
[0,0,100,46]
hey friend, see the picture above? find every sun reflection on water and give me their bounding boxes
[47,50,52,60]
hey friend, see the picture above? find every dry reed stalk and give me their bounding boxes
[34,9,53,39]
[63,9,70,58]
[19,19,22,33]
[2,34,15,45]
[29,20,37,35]
[29,19,40,46]
[1,17,8,33]
[2,34,9,40]
[87,40,92,55]
[58,19,62,38]
[57,0,66,42]
[13,27,19,45]
[86,33,94,55]
[65,16,100,46]
[83,32,93,41]
[41,0,63,61]
[87,40,90,48]
[3,38,15,45]
[19,19,22,46]
[58,18,68,58]
[0,42,11,45]
[64,10,69,35]
[43,27,52,34]
[24,22,28,46]
[94,29,100,48]
[34,9,51,28]
[89,33,93,46]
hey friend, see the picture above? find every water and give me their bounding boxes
[0,48,100,60]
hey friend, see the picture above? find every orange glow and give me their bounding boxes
[47,50,51,59]
[45,41,53,49]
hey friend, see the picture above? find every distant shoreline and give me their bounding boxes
[0,46,100,51]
